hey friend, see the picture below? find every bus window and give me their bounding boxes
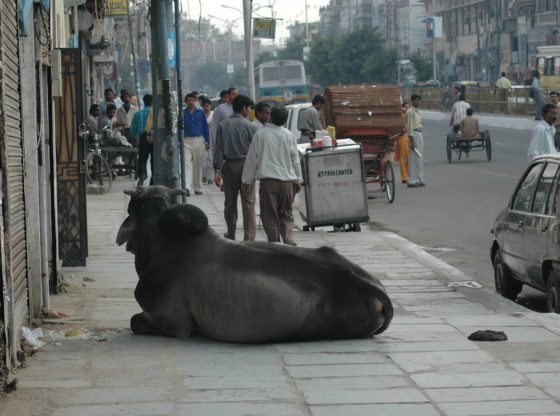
[286,65,302,80]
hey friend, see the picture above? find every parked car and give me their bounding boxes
[285,102,311,141]
[490,154,560,312]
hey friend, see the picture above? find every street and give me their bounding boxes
[367,117,548,311]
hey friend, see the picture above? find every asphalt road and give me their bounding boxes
[366,118,548,312]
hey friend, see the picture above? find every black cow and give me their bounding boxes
[117,186,393,343]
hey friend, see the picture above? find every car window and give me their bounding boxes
[533,163,559,214]
[512,162,544,212]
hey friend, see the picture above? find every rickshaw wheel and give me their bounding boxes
[383,162,395,203]
[446,136,452,163]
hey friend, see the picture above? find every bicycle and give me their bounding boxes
[84,128,112,194]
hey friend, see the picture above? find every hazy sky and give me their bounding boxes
[181,0,327,41]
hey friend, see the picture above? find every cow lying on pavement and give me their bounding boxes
[117,186,393,343]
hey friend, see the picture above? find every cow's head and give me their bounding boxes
[117,186,186,253]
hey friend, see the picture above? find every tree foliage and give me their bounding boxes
[191,62,230,92]
[307,28,398,86]
[410,56,433,82]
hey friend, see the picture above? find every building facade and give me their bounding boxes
[426,0,560,83]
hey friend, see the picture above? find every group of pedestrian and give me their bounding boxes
[211,94,302,245]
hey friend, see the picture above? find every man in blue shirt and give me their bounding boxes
[183,93,210,195]
[129,94,153,185]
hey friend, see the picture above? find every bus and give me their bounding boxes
[254,60,308,104]
[536,45,560,90]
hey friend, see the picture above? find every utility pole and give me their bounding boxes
[150,0,180,188]
[173,0,187,202]
[127,3,140,98]
[243,0,256,101]
[432,0,437,82]
[305,0,309,47]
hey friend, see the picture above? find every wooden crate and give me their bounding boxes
[324,84,404,137]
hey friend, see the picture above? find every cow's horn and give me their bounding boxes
[124,189,136,196]
[168,188,187,197]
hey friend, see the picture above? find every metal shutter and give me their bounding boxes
[0,0,29,363]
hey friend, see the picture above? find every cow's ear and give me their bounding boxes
[124,189,137,197]
[116,216,135,245]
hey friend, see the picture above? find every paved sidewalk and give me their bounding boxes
[2,178,560,416]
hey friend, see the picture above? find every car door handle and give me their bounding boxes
[517,220,524,228]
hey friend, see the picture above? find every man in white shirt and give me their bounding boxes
[242,105,302,245]
[450,95,470,133]
[528,104,557,161]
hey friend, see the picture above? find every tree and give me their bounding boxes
[191,62,230,92]
[276,35,306,62]
[307,35,337,86]
[255,50,275,67]
[307,28,398,87]
[410,56,433,82]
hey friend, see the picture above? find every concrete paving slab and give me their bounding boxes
[309,403,441,416]
[424,386,549,402]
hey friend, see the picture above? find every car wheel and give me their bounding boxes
[546,271,560,313]
[493,248,523,301]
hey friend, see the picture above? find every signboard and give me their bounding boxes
[253,18,276,39]
[227,64,234,74]
[426,16,442,39]
[139,61,151,73]
[167,33,176,67]
[105,0,128,16]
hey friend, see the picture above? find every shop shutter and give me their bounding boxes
[0,0,30,363]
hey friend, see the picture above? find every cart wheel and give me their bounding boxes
[484,132,492,161]
[457,146,462,161]
[383,162,395,203]
[446,136,452,163]
[303,225,310,232]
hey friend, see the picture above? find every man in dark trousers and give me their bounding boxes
[129,94,153,185]
[242,105,302,245]
[213,95,258,241]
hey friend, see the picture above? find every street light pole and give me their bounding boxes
[243,0,256,101]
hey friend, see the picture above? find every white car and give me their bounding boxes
[285,102,311,141]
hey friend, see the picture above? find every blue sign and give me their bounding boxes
[167,33,176,67]
[140,61,151,73]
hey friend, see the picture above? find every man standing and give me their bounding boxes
[496,72,512,89]
[100,88,123,115]
[532,71,545,120]
[201,97,215,184]
[210,87,238,147]
[213,95,258,241]
[549,90,560,150]
[242,105,302,245]
[527,104,557,161]
[252,102,271,128]
[298,95,325,144]
[183,93,209,196]
[406,94,425,188]
[116,91,138,142]
[129,94,153,185]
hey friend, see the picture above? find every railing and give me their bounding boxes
[398,87,536,117]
